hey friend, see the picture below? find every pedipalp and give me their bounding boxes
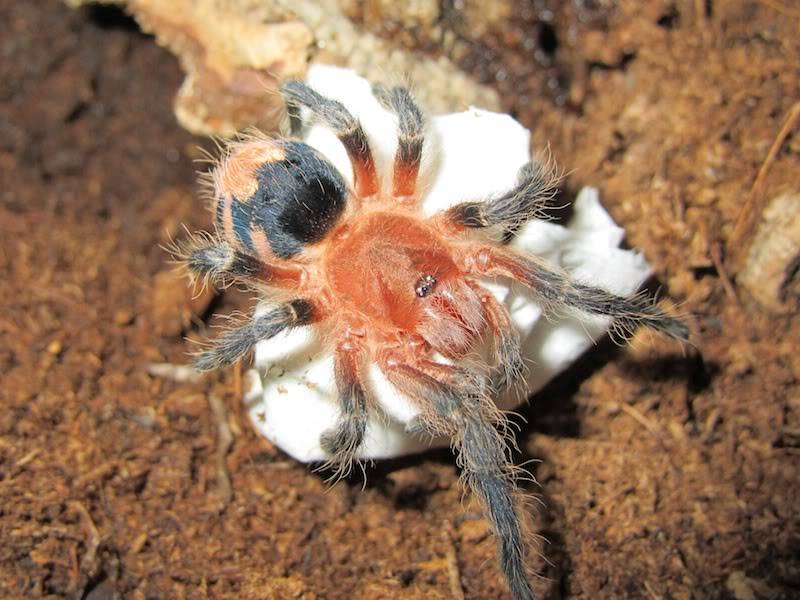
[468,282,525,394]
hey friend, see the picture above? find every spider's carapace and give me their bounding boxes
[323,211,476,343]
[177,79,689,600]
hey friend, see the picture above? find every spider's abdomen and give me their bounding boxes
[213,139,348,259]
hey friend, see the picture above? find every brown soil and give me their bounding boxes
[1,1,798,599]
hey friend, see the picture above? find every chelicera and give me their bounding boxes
[177,80,689,600]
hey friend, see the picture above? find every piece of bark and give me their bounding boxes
[65,0,499,136]
[737,192,800,314]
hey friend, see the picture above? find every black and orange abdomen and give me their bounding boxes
[213,138,348,261]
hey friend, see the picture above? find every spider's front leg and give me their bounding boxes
[461,245,690,341]
[282,81,379,199]
[319,336,369,479]
[373,84,425,198]
[378,355,535,600]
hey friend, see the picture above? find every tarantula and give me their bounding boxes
[178,80,689,600]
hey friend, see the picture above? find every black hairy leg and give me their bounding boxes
[175,236,304,289]
[444,160,559,235]
[380,359,534,600]
[373,84,425,198]
[184,239,262,282]
[463,246,691,342]
[458,411,533,600]
[319,339,369,478]
[194,299,316,371]
[282,81,379,199]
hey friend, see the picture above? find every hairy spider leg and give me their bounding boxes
[441,160,559,236]
[466,281,525,394]
[282,81,379,199]
[378,355,535,600]
[461,245,691,342]
[319,337,370,479]
[194,299,317,372]
[180,237,305,289]
[373,84,425,199]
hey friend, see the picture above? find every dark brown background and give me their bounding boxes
[1,1,798,598]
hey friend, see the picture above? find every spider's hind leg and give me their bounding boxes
[380,358,535,600]
[173,236,304,290]
[319,339,369,479]
[176,236,262,287]
[282,81,379,199]
[373,84,424,199]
